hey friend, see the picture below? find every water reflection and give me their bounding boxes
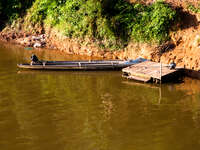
[1,41,200,150]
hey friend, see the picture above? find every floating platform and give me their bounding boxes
[122,61,183,83]
[17,57,147,71]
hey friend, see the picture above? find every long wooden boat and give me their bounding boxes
[17,57,147,70]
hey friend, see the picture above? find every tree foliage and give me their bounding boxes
[187,3,200,13]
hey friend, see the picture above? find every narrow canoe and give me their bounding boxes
[17,57,147,70]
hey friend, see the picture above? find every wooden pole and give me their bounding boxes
[158,86,162,104]
[160,62,162,84]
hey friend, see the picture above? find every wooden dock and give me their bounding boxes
[122,61,182,83]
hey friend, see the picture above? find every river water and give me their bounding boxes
[0,41,200,150]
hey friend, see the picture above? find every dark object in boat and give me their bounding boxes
[169,62,176,69]
[31,54,39,63]
[17,55,147,70]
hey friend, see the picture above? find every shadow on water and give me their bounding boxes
[185,69,200,79]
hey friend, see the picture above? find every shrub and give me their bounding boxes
[0,0,34,23]
[1,0,177,49]
[126,1,176,43]
[187,3,200,13]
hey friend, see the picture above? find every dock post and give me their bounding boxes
[158,87,162,104]
[160,62,162,84]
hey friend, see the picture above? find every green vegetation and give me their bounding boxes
[0,0,34,23]
[187,3,200,13]
[0,0,177,49]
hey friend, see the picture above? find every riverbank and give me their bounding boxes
[1,22,200,71]
[1,0,200,71]
[0,28,159,60]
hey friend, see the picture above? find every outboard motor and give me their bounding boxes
[31,54,39,63]
[169,61,176,69]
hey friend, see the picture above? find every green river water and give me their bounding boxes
[0,41,200,150]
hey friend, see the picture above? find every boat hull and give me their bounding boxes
[17,64,128,70]
[17,58,147,70]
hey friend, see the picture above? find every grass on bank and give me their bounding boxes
[187,3,200,13]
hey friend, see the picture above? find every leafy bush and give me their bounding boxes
[187,3,200,13]
[1,0,177,49]
[56,0,117,47]
[48,0,176,47]
[0,0,34,23]
[25,0,50,27]
[130,1,176,43]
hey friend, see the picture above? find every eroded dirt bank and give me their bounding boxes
[1,24,200,71]
[0,28,158,60]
